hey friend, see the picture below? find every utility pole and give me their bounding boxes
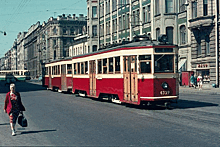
[215,0,219,87]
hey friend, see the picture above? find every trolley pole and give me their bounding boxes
[215,0,219,87]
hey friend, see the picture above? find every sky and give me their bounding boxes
[0,0,87,58]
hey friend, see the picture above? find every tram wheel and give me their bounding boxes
[164,102,171,109]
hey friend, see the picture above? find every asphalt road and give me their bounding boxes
[0,81,219,146]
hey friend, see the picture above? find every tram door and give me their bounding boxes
[89,60,96,96]
[49,66,52,89]
[61,64,67,91]
[123,56,138,102]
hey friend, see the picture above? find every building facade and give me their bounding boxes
[69,34,88,57]
[87,0,191,71]
[0,57,6,70]
[24,22,41,78]
[188,0,220,86]
[11,40,17,70]
[17,32,27,70]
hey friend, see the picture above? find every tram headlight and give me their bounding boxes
[161,82,168,89]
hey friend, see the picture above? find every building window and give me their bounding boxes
[92,45,97,52]
[197,37,201,56]
[165,0,174,13]
[132,11,135,26]
[147,5,151,22]
[100,5,102,17]
[92,25,97,36]
[136,9,140,26]
[54,50,56,60]
[156,28,160,41]
[192,1,198,19]
[205,35,210,55]
[92,6,97,18]
[53,27,57,35]
[203,0,208,16]
[63,28,67,35]
[143,7,146,23]
[155,0,160,15]
[179,0,186,12]
[123,15,126,29]
[127,13,130,29]
[180,25,186,45]
[166,27,173,44]
[119,17,122,30]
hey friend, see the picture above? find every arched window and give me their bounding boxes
[180,25,186,45]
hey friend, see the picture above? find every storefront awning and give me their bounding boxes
[178,59,187,70]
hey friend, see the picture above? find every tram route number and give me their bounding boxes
[160,91,170,95]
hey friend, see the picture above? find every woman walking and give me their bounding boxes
[4,83,25,136]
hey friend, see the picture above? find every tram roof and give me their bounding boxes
[46,40,177,64]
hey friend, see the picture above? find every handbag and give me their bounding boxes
[18,113,28,127]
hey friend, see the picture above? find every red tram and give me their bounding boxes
[44,38,179,107]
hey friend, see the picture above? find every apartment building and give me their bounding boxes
[17,32,27,70]
[24,22,41,78]
[69,34,88,57]
[188,0,219,86]
[11,40,17,70]
[87,0,190,71]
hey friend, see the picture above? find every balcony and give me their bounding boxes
[189,16,215,29]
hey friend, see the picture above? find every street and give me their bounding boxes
[0,81,220,146]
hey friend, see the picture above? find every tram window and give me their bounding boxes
[108,58,113,73]
[74,63,77,74]
[55,66,57,75]
[67,64,72,74]
[103,58,107,74]
[154,55,174,73]
[139,55,151,73]
[85,61,88,74]
[124,57,127,72]
[81,62,85,74]
[58,65,60,75]
[115,56,120,73]
[78,63,80,75]
[98,60,102,74]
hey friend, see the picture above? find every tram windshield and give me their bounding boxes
[154,55,174,73]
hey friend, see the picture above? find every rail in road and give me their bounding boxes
[0,81,219,146]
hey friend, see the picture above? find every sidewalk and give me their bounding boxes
[179,85,220,95]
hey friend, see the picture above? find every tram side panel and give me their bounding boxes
[96,78,124,99]
[138,79,154,99]
[44,76,49,87]
[51,76,61,90]
[72,77,90,94]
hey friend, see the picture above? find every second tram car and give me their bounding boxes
[44,39,179,107]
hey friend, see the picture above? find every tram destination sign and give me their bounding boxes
[155,48,173,53]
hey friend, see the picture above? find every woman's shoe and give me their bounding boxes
[12,130,16,136]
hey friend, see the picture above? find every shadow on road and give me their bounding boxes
[121,99,218,110]
[0,81,46,94]
[19,129,57,135]
[173,99,218,109]
[0,123,10,126]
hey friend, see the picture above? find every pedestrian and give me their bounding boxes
[3,83,25,136]
[194,74,197,88]
[190,74,195,88]
[197,74,203,90]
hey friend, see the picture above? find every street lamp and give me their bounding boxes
[0,31,6,35]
